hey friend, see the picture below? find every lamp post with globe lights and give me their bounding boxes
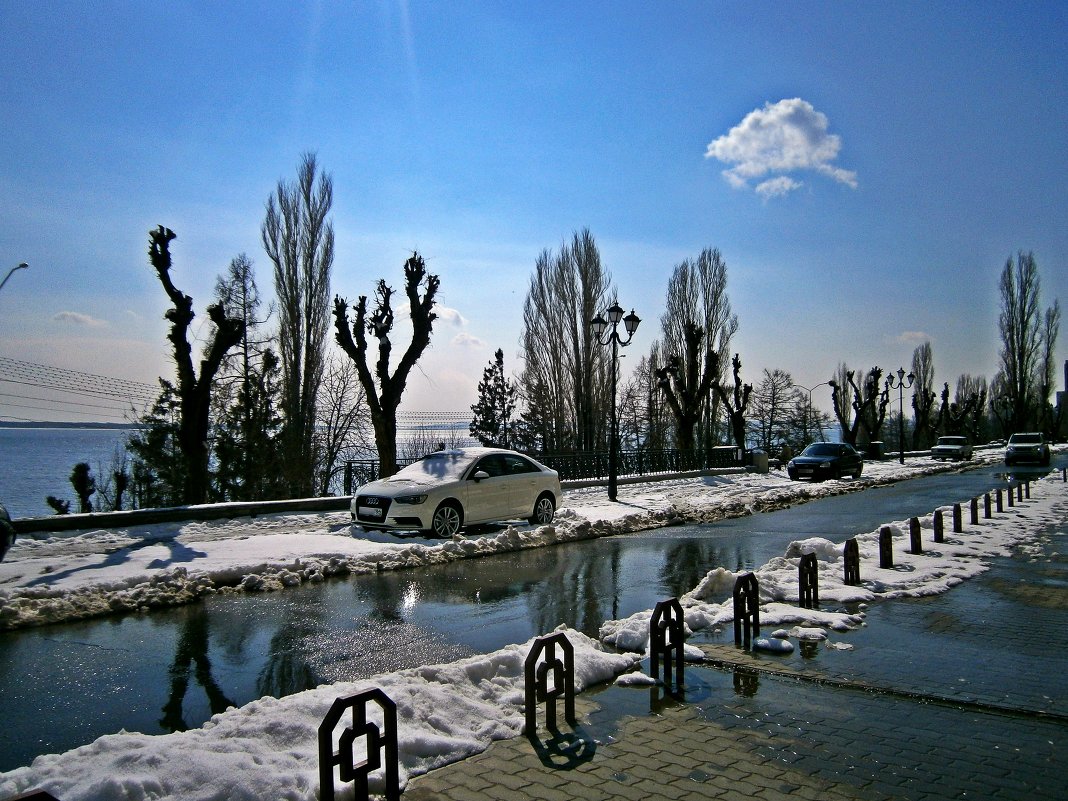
[590,303,640,501]
[887,367,915,464]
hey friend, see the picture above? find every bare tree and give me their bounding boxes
[314,353,372,496]
[518,230,614,452]
[712,354,752,452]
[333,252,439,478]
[147,226,245,504]
[830,366,889,448]
[910,342,938,449]
[658,248,737,454]
[994,251,1059,432]
[748,368,797,457]
[262,152,334,497]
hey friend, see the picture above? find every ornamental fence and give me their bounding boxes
[343,445,744,494]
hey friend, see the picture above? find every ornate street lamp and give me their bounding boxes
[0,262,28,294]
[590,303,640,501]
[886,367,915,464]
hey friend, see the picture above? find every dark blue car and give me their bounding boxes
[787,442,864,482]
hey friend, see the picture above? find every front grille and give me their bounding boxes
[355,495,392,522]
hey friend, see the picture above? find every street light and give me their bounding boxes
[0,263,28,294]
[886,367,915,464]
[797,381,831,443]
[590,303,640,501]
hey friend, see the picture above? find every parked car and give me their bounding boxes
[1004,432,1051,466]
[0,503,14,562]
[350,447,562,537]
[786,442,864,482]
[930,436,973,461]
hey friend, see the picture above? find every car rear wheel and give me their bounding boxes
[431,502,463,537]
[529,493,556,526]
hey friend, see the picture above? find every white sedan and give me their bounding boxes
[350,447,562,537]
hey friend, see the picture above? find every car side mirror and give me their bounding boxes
[472,470,490,482]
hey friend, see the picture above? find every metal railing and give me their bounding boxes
[343,446,744,493]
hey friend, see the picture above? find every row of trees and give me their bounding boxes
[56,160,1060,512]
[468,241,1061,464]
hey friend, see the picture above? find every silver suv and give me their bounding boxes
[1004,432,1051,466]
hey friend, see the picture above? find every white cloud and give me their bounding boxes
[755,176,803,200]
[705,98,858,196]
[896,330,930,345]
[53,311,108,328]
[436,305,468,327]
[451,332,486,349]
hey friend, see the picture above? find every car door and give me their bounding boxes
[501,454,543,516]
[464,454,510,524]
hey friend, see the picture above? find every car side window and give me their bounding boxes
[473,455,507,478]
[504,455,537,475]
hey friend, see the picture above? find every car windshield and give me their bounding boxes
[937,437,965,445]
[392,451,476,482]
[801,443,841,457]
[1009,434,1041,444]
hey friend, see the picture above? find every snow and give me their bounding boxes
[1,447,1065,799]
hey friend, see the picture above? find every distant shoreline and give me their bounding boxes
[0,422,141,430]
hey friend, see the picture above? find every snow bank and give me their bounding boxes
[601,470,1067,652]
[0,627,641,801]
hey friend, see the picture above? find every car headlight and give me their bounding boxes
[820,461,832,468]
[394,494,428,505]
[787,459,795,468]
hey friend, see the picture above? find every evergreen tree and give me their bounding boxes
[70,462,95,513]
[470,349,518,448]
[128,380,186,508]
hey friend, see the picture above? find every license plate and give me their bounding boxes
[799,469,813,476]
[359,507,385,519]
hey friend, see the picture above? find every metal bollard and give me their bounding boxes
[1017,483,1024,503]
[799,552,819,609]
[879,526,894,569]
[843,538,860,586]
[984,492,992,519]
[525,632,576,735]
[909,517,923,554]
[996,488,1004,512]
[733,573,760,648]
[933,509,944,543]
[650,598,685,690]
[970,497,979,525]
[319,689,400,801]
[953,503,963,533]
[1025,480,1031,499]
[1008,486,1015,507]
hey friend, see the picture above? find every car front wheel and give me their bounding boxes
[431,502,463,537]
[529,493,556,526]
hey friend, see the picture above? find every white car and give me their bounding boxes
[930,436,973,461]
[350,447,562,537]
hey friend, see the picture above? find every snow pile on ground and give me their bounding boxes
[600,469,1067,653]
[0,450,1008,630]
[0,626,641,801]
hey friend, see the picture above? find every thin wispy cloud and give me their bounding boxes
[54,311,107,328]
[895,330,930,345]
[706,98,857,198]
[436,306,468,327]
[452,332,485,349]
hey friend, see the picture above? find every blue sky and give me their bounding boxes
[1,1,1065,421]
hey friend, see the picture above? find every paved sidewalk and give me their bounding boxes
[404,479,1068,801]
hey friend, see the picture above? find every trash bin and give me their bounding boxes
[866,441,885,460]
[750,449,769,474]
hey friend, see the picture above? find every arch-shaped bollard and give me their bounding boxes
[933,509,945,543]
[970,497,979,525]
[843,538,860,586]
[909,517,923,554]
[953,503,963,533]
[525,632,576,735]
[879,526,894,569]
[733,573,760,648]
[319,688,400,801]
[996,488,1004,512]
[984,492,992,519]
[799,552,819,609]
[650,598,685,690]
